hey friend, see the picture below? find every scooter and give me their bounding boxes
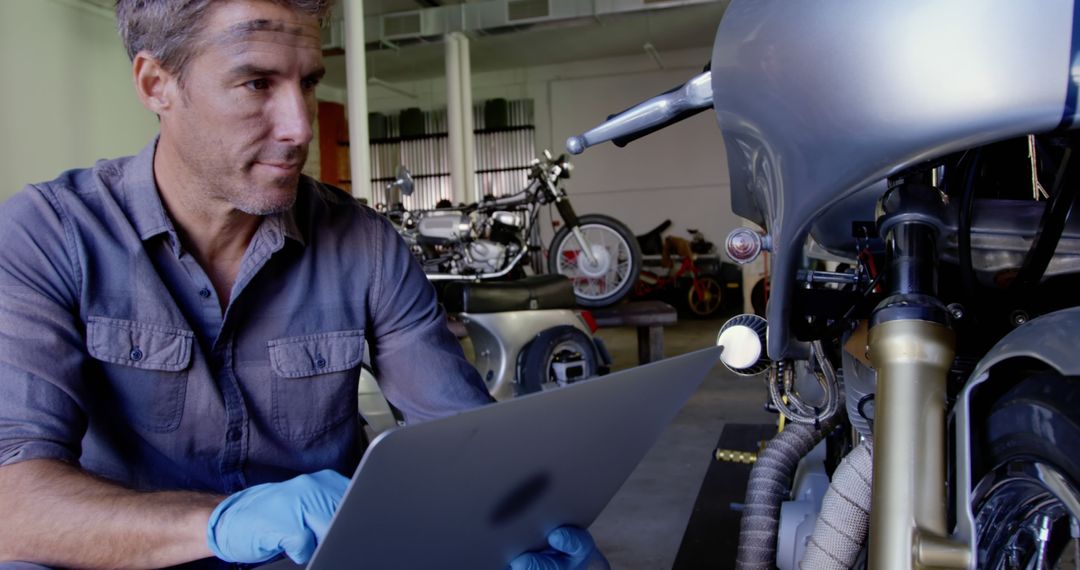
[357,276,609,437]
[441,274,610,401]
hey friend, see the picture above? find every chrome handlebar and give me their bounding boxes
[565,71,713,155]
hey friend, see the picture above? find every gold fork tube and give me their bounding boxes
[867,319,968,569]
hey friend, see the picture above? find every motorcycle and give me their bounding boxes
[568,1,1080,568]
[385,151,642,308]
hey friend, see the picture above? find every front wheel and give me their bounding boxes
[516,327,599,396]
[548,214,642,308]
[972,372,1080,569]
[686,275,724,317]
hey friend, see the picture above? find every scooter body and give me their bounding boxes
[460,309,596,401]
[441,275,608,401]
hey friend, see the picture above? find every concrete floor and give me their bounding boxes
[584,316,774,569]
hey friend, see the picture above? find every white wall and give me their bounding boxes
[0,0,159,202]
[364,47,742,247]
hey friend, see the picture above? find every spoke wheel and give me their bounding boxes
[548,214,642,308]
[686,276,723,317]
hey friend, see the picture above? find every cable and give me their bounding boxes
[957,150,980,300]
[1013,146,1079,291]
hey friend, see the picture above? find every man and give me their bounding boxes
[0,1,603,568]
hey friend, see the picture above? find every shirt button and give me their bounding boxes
[198,287,211,299]
[226,428,242,442]
[129,347,143,361]
[315,356,328,369]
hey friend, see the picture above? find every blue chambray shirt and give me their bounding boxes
[0,138,492,514]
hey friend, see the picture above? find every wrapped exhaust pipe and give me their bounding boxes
[801,440,873,569]
[735,413,843,570]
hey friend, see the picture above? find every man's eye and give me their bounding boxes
[245,78,271,91]
[301,77,321,91]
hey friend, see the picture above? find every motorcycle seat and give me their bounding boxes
[442,275,577,314]
[636,219,672,256]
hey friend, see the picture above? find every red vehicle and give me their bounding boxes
[632,223,734,318]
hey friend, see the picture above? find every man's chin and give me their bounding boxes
[235,181,299,216]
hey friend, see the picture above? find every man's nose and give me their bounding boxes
[273,85,314,146]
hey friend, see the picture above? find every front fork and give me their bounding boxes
[867,183,971,568]
[548,179,599,266]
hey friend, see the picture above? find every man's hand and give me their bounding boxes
[207,470,349,564]
[509,526,610,570]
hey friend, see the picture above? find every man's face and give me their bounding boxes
[160,0,324,216]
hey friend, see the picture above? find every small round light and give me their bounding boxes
[717,326,762,370]
[715,314,769,375]
[725,228,763,264]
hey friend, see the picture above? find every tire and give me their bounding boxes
[685,275,724,318]
[548,214,642,308]
[971,372,1080,569]
[516,327,599,396]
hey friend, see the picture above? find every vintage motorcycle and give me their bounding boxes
[569,1,1080,568]
[386,152,641,308]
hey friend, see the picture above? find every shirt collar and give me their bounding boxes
[114,137,307,254]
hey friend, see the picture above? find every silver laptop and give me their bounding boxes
[264,345,721,570]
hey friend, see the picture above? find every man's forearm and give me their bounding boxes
[0,459,221,569]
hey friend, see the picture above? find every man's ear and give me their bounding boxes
[133,52,178,115]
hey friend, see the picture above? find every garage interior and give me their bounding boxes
[16,1,1079,569]
[1,1,776,567]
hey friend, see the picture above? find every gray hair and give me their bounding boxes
[115,0,333,82]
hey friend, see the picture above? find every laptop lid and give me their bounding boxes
[271,345,721,570]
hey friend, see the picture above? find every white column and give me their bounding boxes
[445,33,466,205]
[343,0,371,203]
[455,32,477,203]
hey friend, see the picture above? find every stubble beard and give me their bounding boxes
[231,146,307,216]
[232,174,300,216]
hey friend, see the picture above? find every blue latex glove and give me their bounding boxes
[206,469,349,564]
[509,526,610,570]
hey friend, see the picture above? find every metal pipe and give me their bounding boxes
[795,270,860,287]
[445,33,466,205]
[867,319,967,569]
[887,222,938,295]
[456,32,477,203]
[343,0,371,202]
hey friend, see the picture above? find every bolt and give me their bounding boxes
[947,303,965,321]
[1011,310,1029,326]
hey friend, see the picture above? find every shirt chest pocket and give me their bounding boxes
[268,330,365,441]
[86,316,194,433]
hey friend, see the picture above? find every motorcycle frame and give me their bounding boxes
[567,2,1080,566]
[709,0,1078,360]
[706,4,1080,567]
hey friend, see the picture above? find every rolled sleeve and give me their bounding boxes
[367,216,493,423]
[0,187,88,467]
